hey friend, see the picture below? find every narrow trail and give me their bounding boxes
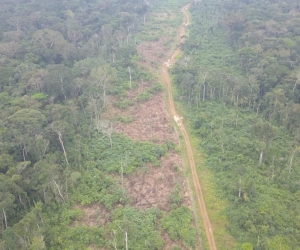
[162,4,217,250]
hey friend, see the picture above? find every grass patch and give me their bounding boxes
[118,116,135,124]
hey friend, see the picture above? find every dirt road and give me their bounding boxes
[162,4,217,250]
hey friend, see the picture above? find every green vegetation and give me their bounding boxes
[173,0,300,249]
[162,206,197,248]
[107,207,163,250]
[136,83,163,102]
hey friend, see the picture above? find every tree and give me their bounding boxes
[0,41,20,58]
[28,153,67,204]
[238,47,257,71]
[27,69,48,93]
[32,29,64,50]
[87,65,117,121]
[95,120,113,148]
[44,65,73,101]
[252,120,276,166]
[32,29,74,62]
[242,242,253,250]
[1,202,45,249]
[288,146,300,173]
[5,109,46,161]
[267,236,291,250]
[0,182,15,230]
[30,235,46,250]
[0,154,14,174]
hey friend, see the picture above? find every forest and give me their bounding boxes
[0,0,198,249]
[2,0,300,249]
[173,0,300,249]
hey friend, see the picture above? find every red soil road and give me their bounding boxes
[162,4,217,250]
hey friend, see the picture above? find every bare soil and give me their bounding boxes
[102,76,180,143]
[137,37,170,69]
[126,153,191,210]
[110,92,179,144]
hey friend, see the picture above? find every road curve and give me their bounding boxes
[162,4,217,250]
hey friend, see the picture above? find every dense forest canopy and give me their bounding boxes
[173,0,300,249]
[0,0,148,178]
[0,0,198,249]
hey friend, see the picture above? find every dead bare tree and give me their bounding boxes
[125,231,128,250]
[118,224,128,250]
[3,209,7,229]
[293,73,300,92]
[111,230,118,250]
[121,163,124,196]
[289,147,300,173]
[88,94,105,123]
[57,131,69,166]
[128,66,132,89]
[48,179,65,203]
[120,154,129,196]
[259,149,263,166]
[238,176,242,198]
[90,65,116,110]
[95,120,113,148]
[197,71,208,102]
